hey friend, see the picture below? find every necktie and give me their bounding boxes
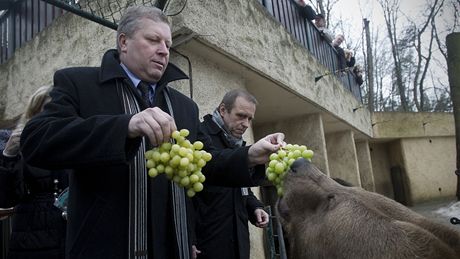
[138,81,152,107]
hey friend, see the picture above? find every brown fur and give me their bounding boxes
[277,158,460,259]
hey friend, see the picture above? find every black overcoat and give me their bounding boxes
[0,154,68,259]
[193,115,265,259]
[20,50,263,259]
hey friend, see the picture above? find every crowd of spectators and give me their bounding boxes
[294,0,364,86]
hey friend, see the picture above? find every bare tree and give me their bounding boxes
[405,0,444,111]
[378,0,409,111]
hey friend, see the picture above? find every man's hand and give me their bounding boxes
[191,245,201,259]
[254,208,269,228]
[3,125,24,157]
[128,107,177,146]
[248,132,285,167]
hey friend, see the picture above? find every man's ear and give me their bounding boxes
[218,103,226,116]
[118,33,128,53]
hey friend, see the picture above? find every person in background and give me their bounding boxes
[20,6,284,259]
[193,89,269,259]
[353,65,364,86]
[344,49,356,68]
[314,14,334,43]
[0,116,21,153]
[332,34,347,70]
[1,85,68,259]
[294,0,316,20]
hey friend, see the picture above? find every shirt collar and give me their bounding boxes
[120,63,156,90]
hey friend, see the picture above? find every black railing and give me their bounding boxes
[261,0,362,102]
[0,0,63,64]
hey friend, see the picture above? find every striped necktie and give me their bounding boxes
[138,81,152,107]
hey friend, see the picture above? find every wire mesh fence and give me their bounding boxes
[42,0,163,29]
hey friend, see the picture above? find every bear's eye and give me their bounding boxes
[327,194,335,200]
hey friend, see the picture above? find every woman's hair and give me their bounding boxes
[21,85,53,124]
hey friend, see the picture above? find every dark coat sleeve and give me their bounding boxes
[347,56,356,68]
[21,69,139,170]
[0,154,23,208]
[246,188,265,225]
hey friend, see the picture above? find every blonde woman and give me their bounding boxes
[1,85,68,259]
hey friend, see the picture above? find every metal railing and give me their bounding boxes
[0,0,64,64]
[261,0,362,102]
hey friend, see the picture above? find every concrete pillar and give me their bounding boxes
[326,130,361,186]
[254,113,329,175]
[355,140,375,191]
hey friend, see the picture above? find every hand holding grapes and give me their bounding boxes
[128,107,177,146]
[145,129,211,197]
[248,132,286,167]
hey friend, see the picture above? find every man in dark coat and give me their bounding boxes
[20,6,284,259]
[194,89,269,259]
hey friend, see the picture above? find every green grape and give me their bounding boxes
[189,174,199,183]
[152,151,161,162]
[202,152,212,162]
[164,165,173,175]
[146,159,155,169]
[156,164,165,173]
[193,141,204,151]
[172,130,181,139]
[186,189,196,198]
[180,157,190,168]
[160,152,170,163]
[180,129,190,137]
[170,155,181,168]
[180,176,190,187]
[171,144,181,153]
[193,182,204,192]
[160,142,172,152]
[148,168,158,178]
[267,143,315,196]
[274,162,285,174]
[145,150,154,159]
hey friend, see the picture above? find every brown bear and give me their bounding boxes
[277,158,460,259]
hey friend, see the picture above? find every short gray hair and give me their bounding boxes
[116,6,170,51]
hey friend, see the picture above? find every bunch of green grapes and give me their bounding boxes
[266,144,314,196]
[145,129,212,197]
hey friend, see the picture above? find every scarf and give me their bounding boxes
[118,80,189,259]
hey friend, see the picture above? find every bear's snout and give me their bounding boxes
[289,158,309,173]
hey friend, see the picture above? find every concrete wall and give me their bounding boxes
[372,112,456,205]
[400,137,456,204]
[372,112,454,138]
[0,13,114,119]
[326,130,361,186]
